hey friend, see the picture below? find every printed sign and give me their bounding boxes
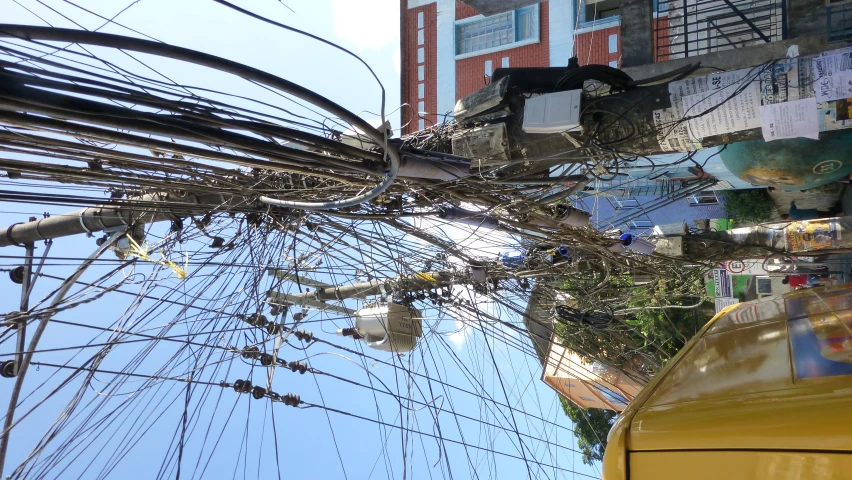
[715,297,740,313]
[713,268,732,298]
[813,52,852,102]
[785,219,841,252]
[725,260,746,273]
[655,68,763,152]
[682,81,762,139]
[760,97,820,141]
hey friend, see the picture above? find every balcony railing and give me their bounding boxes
[655,0,786,61]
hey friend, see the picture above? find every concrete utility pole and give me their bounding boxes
[0,192,241,248]
[575,48,852,157]
[449,48,852,191]
[656,217,852,259]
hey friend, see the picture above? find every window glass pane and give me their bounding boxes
[630,216,653,228]
[455,11,517,54]
[417,83,425,99]
[612,197,639,209]
[417,47,424,64]
[417,65,425,81]
[502,56,510,68]
[417,12,424,28]
[418,29,424,45]
[687,191,719,205]
[595,386,628,406]
[608,34,618,53]
[590,361,609,375]
[516,7,537,40]
[418,119,425,130]
[484,60,493,76]
[417,101,425,113]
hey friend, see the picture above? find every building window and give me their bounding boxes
[417,29,424,45]
[608,34,618,53]
[501,56,510,68]
[418,119,425,130]
[610,197,639,209]
[484,59,493,76]
[417,65,424,81]
[417,47,424,64]
[417,83,425,99]
[579,0,621,25]
[455,5,539,57]
[417,101,425,114]
[590,361,609,376]
[580,396,595,402]
[609,60,618,68]
[687,191,719,206]
[629,216,653,229]
[417,11,424,29]
[595,386,628,407]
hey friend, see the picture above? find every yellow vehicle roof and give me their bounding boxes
[603,284,852,480]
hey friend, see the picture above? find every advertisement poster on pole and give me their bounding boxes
[785,219,841,252]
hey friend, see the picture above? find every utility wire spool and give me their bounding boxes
[340,302,423,353]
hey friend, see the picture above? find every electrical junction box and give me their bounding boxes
[521,90,582,134]
[652,236,684,257]
[653,223,688,236]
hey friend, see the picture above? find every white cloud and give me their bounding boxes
[447,318,470,350]
[330,0,399,50]
[392,46,401,74]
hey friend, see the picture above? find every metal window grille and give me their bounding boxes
[828,0,852,42]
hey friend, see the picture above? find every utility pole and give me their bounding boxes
[288,271,460,302]
[448,48,852,190]
[645,216,852,264]
[0,192,241,248]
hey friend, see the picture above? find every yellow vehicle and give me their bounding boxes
[603,283,852,480]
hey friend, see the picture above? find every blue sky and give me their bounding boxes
[0,1,598,479]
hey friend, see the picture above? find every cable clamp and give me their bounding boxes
[5,222,23,247]
[78,208,94,237]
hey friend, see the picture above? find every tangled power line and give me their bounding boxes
[0,2,790,479]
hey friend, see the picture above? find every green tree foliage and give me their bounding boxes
[719,189,774,224]
[559,396,616,465]
[556,273,708,373]
[555,272,712,464]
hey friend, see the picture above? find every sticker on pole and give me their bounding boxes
[785,219,841,252]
